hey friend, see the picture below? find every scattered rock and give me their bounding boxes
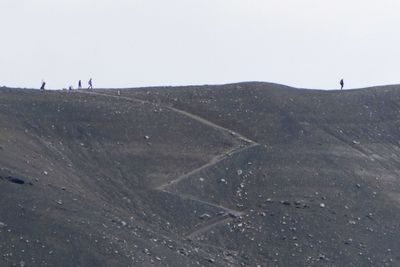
[1,176,25,185]
[344,238,353,245]
[178,248,188,255]
[320,203,326,208]
[229,212,239,218]
[200,213,211,219]
[143,248,151,255]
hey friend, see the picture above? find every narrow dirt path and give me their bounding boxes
[161,190,244,217]
[77,90,256,145]
[186,216,234,240]
[158,143,259,190]
[167,106,254,144]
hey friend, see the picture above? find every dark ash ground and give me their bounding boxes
[0,82,399,266]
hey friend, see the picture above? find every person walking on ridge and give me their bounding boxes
[340,79,344,90]
[78,80,82,89]
[40,80,46,90]
[88,78,93,90]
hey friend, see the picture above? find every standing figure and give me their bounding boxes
[40,80,46,90]
[78,80,82,89]
[340,79,344,90]
[88,78,93,90]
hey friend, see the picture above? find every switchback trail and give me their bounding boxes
[77,89,257,240]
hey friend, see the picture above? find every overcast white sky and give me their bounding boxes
[1,0,400,90]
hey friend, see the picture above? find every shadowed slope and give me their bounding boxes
[0,88,241,266]
[1,83,400,266]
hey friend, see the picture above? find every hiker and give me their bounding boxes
[78,80,82,89]
[40,81,46,90]
[340,79,344,90]
[88,78,93,90]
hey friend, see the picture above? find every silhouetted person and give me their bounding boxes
[88,78,93,90]
[40,81,46,90]
[340,79,344,90]
[78,80,82,89]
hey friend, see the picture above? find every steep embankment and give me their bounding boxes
[1,83,400,266]
[0,88,243,266]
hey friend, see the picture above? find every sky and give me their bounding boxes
[1,0,400,90]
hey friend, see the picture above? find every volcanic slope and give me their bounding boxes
[0,83,400,266]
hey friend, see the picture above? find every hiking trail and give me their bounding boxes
[77,89,259,240]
